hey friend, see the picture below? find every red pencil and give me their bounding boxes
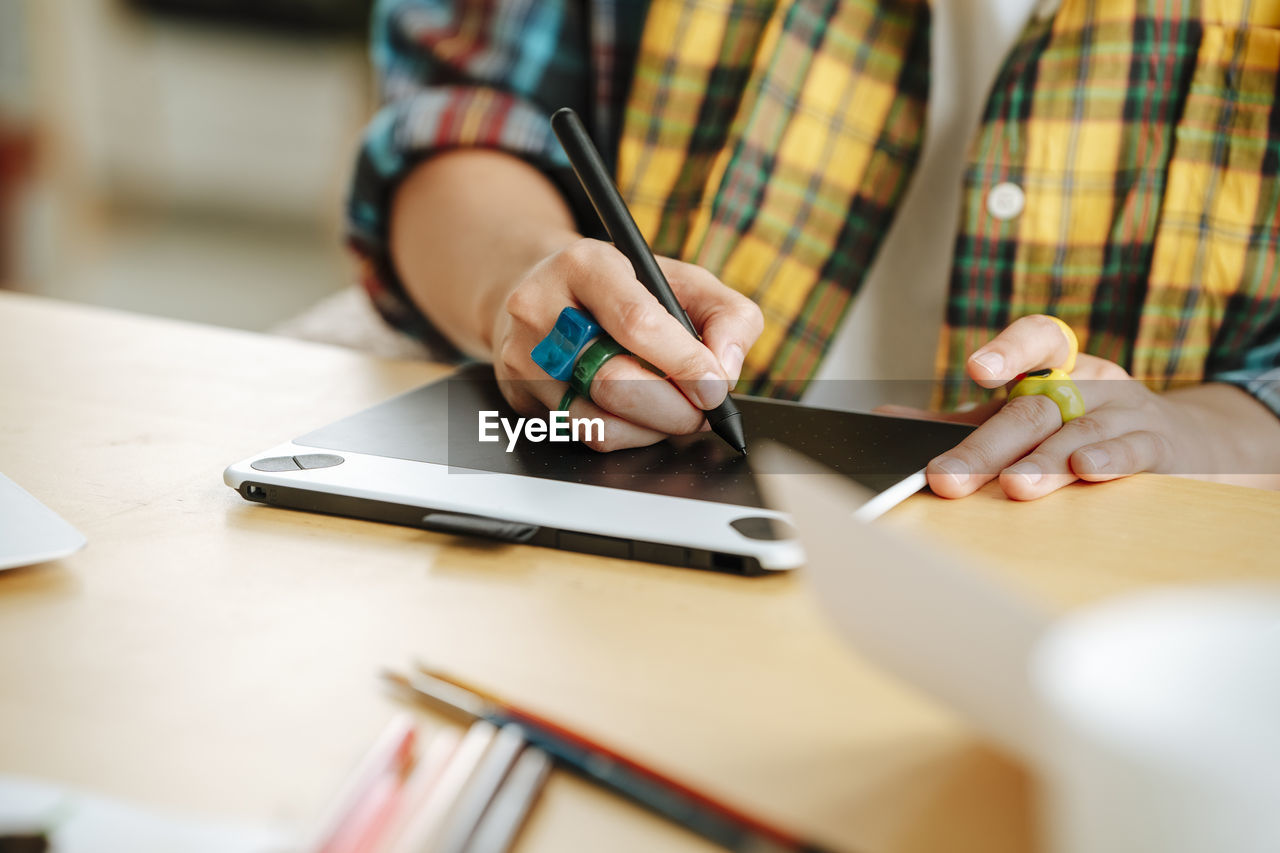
[309,714,417,853]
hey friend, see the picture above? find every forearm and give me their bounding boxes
[389,149,580,358]
[1164,383,1280,489]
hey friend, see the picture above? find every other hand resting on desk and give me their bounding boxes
[878,315,1280,500]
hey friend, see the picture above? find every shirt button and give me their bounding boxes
[987,182,1025,221]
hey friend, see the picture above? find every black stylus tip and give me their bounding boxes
[713,411,748,455]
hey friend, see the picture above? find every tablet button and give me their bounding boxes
[251,456,301,472]
[730,516,796,541]
[293,454,345,470]
[422,512,539,543]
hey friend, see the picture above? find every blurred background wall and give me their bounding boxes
[0,0,375,331]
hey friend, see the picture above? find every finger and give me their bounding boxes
[515,348,706,442]
[588,354,709,436]
[657,257,763,387]
[874,400,1002,425]
[1066,353,1142,424]
[503,299,705,438]
[516,371,669,452]
[565,394,668,453]
[1070,353,1130,381]
[497,379,546,417]
[997,409,1137,500]
[966,314,1076,388]
[926,393,1063,498]
[995,411,1111,500]
[1071,429,1172,482]
[557,243,730,410]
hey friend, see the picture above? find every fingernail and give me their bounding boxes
[695,372,728,409]
[932,456,969,485]
[971,350,1005,378]
[1078,447,1109,472]
[721,344,745,388]
[1006,461,1042,486]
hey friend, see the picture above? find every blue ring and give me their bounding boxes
[530,307,602,381]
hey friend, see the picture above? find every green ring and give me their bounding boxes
[570,337,629,404]
[557,388,576,411]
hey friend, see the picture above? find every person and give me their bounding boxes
[346,0,1280,500]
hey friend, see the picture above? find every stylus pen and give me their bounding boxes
[550,107,748,455]
[384,669,833,853]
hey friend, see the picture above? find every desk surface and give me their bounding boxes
[3,291,1279,853]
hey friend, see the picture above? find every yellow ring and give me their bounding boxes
[1045,316,1078,374]
[1007,368,1086,422]
[1005,316,1085,423]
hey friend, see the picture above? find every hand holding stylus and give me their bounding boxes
[495,240,761,451]
[548,107,751,454]
[489,107,761,454]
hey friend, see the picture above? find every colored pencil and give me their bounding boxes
[432,723,528,853]
[375,727,462,849]
[384,721,496,853]
[309,714,417,853]
[463,746,553,853]
[384,668,831,853]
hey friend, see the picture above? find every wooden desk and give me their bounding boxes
[2,291,1278,852]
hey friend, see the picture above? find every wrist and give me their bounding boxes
[1160,384,1277,478]
[1151,393,1208,474]
[390,149,581,359]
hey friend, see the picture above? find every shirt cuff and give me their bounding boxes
[1211,365,1280,420]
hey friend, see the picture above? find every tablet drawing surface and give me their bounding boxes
[292,364,973,507]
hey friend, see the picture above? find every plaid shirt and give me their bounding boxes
[347,0,1280,416]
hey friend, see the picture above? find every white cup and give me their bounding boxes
[1032,587,1280,853]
